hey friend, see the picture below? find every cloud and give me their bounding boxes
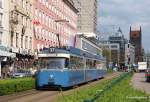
[98,0,150,51]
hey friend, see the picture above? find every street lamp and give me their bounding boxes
[54,19,69,48]
[127,43,131,72]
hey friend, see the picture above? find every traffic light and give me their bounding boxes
[128,43,130,48]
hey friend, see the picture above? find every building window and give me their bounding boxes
[29,37,32,49]
[0,0,2,8]
[25,36,28,49]
[26,1,28,10]
[26,18,29,27]
[30,4,32,13]
[30,20,32,29]
[0,32,2,44]
[23,0,25,8]
[16,33,19,47]
[21,16,23,25]
[0,13,3,27]
[21,35,23,48]
[16,13,19,21]
[21,0,23,8]
[22,17,25,26]
[11,32,13,46]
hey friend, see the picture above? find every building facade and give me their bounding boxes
[75,35,105,69]
[102,43,120,68]
[0,0,10,47]
[33,0,78,52]
[109,28,127,67]
[125,43,135,66]
[9,0,34,53]
[0,0,16,78]
[130,26,142,63]
[143,52,150,68]
[75,35,102,55]
[9,0,34,70]
[72,0,98,37]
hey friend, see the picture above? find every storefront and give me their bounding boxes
[10,48,35,72]
[0,47,16,78]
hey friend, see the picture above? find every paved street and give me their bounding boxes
[131,73,150,95]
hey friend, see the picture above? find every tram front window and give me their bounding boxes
[39,58,67,69]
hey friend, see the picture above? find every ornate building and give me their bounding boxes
[33,0,78,53]
[9,0,34,70]
[109,28,127,67]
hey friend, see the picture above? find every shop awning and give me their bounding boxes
[0,50,16,58]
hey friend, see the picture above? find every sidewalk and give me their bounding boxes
[131,73,150,95]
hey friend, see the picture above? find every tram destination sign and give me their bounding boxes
[49,48,55,53]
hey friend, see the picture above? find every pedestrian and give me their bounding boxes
[2,65,7,79]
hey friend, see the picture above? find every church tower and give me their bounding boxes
[130,26,142,63]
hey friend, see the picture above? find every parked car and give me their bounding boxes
[10,70,32,78]
[145,68,150,82]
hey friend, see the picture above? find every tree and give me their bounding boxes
[102,47,111,68]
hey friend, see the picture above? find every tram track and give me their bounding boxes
[0,72,122,102]
[0,90,42,102]
[0,90,58,102]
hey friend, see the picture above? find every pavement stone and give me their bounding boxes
[131,73,150,95]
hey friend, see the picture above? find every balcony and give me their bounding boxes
[10,17,19,25]
[14,5,31,18]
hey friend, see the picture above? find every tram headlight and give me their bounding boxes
[50,74,54,79]
[48,74,55,84]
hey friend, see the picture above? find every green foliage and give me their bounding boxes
[56,80,112,102]
[107,68,113,73]
[98,74,149,102]
[0,78,35,96]
[56,73,150,102]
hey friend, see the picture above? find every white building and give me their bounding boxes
[72,0,98,37]
[9,0,34,54]
[0,0,15,77]
[75,35,102,55]
[102,43,120,66]
[9,0,34,71]
[0,0,10,46]
[125,43,135,66]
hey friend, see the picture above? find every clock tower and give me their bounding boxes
[130,26,142,63]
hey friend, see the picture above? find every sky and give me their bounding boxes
[98,0,150,52]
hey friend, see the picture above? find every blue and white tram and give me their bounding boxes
[36,47,107,88]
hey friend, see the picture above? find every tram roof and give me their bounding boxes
[39,46,105,61]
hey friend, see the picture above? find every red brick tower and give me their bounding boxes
[130,26,142,64]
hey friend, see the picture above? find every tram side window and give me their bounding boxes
[65,58,69,68]
[96,61,106,69]
[70,56,84,69]
[38,58,48,69]
[86,59,96,69]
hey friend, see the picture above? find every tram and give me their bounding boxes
[36,46,107,88]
